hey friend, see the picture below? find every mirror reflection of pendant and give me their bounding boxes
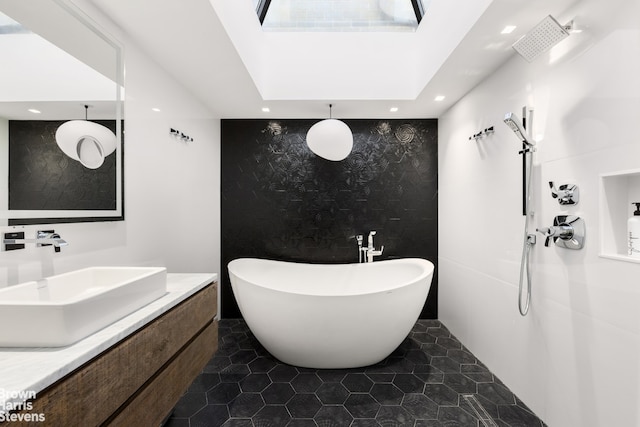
[55,120,117,169]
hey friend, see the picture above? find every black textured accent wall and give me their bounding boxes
[221,119,438,319]
[8,120,117,212]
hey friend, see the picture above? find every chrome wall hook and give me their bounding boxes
[468,126,494,141]
[170,128,193,142]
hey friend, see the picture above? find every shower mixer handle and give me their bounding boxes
[549,182,579,205]
[536,215,585,250]
[536,225,573,247]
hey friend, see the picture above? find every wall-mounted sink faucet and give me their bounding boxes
[3,230,68,253]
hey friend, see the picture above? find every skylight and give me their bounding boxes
[254,0,428,32]
[0,11,30,35]
[212,0,491,101]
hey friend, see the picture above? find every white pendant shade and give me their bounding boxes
[306,118,353,161]
[55,120,117,169]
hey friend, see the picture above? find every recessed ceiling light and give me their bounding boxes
[390,107,398,112]
[501,25,517,34]
[262,107,270,113]
[28,108,41,114]
[434,95,445,102]
[151,107,161,112]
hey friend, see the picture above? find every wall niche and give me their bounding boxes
[600,169,640,262]
[221,119,438,318]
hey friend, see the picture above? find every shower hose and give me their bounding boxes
[519,150,535,316]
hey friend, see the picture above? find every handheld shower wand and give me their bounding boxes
[504,109,536,316]
[504,112,535,147]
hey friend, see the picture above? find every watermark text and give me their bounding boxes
[0,388,45,423]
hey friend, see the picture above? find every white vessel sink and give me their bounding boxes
[0,267,167,347]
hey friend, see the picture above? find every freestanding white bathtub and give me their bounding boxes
[228,258,434,369]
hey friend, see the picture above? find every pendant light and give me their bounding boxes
[306,104,353,161]
[55,105,117,169]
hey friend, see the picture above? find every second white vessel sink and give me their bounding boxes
[0,267,167,347]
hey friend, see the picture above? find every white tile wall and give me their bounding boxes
[439,0,640,425]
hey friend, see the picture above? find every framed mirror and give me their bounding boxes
[0,0,124,225]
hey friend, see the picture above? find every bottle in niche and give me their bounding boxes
[629,202,640,257]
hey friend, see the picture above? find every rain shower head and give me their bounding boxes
[504,112,534,147]
[512,15,570,62]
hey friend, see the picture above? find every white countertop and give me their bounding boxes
[0,273,217,415]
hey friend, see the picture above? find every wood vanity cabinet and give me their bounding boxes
[3,282,218,427]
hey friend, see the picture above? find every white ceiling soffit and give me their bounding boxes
[85,0,581,118]
[209,0,493,101]
[0,33,115,104]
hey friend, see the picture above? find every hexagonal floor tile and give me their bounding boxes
[219,364,251,382]
[286,393,322,418]
[291,373,322,393]
[207,382,241,405]
[315,382,350,405]
[316,369,347,382]
[170,392,207,418]
[313,406,353,427]
[172,319,545,427]
[268,364,298,382]
[401,393,438,419]
[248,357,278,373]
[393,373,425,393]
[229,349,258,365]
[228,393,264,418]
[342,373,374,393]
[437,405,479,425]
[370,383,404,405]
[187,373,221,393]
[376,405,415,427]
[350,419,382,427]
[252,405,291,426]
[262,382,296,404]
[189,404,229,427]
[477,382,517,406]
[423,383,459,406]
[287,419,317,427]
[344,393,380,418]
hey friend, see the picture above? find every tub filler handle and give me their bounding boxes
[367,245,384,263]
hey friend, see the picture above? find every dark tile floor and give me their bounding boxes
[165,319,545,427]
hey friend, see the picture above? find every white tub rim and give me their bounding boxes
[228,257,434,298]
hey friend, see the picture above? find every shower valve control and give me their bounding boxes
[536,215,585,250]
[549,182,579,205]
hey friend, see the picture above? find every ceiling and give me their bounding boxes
[86,0,579,119]
[0,0,122,120]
